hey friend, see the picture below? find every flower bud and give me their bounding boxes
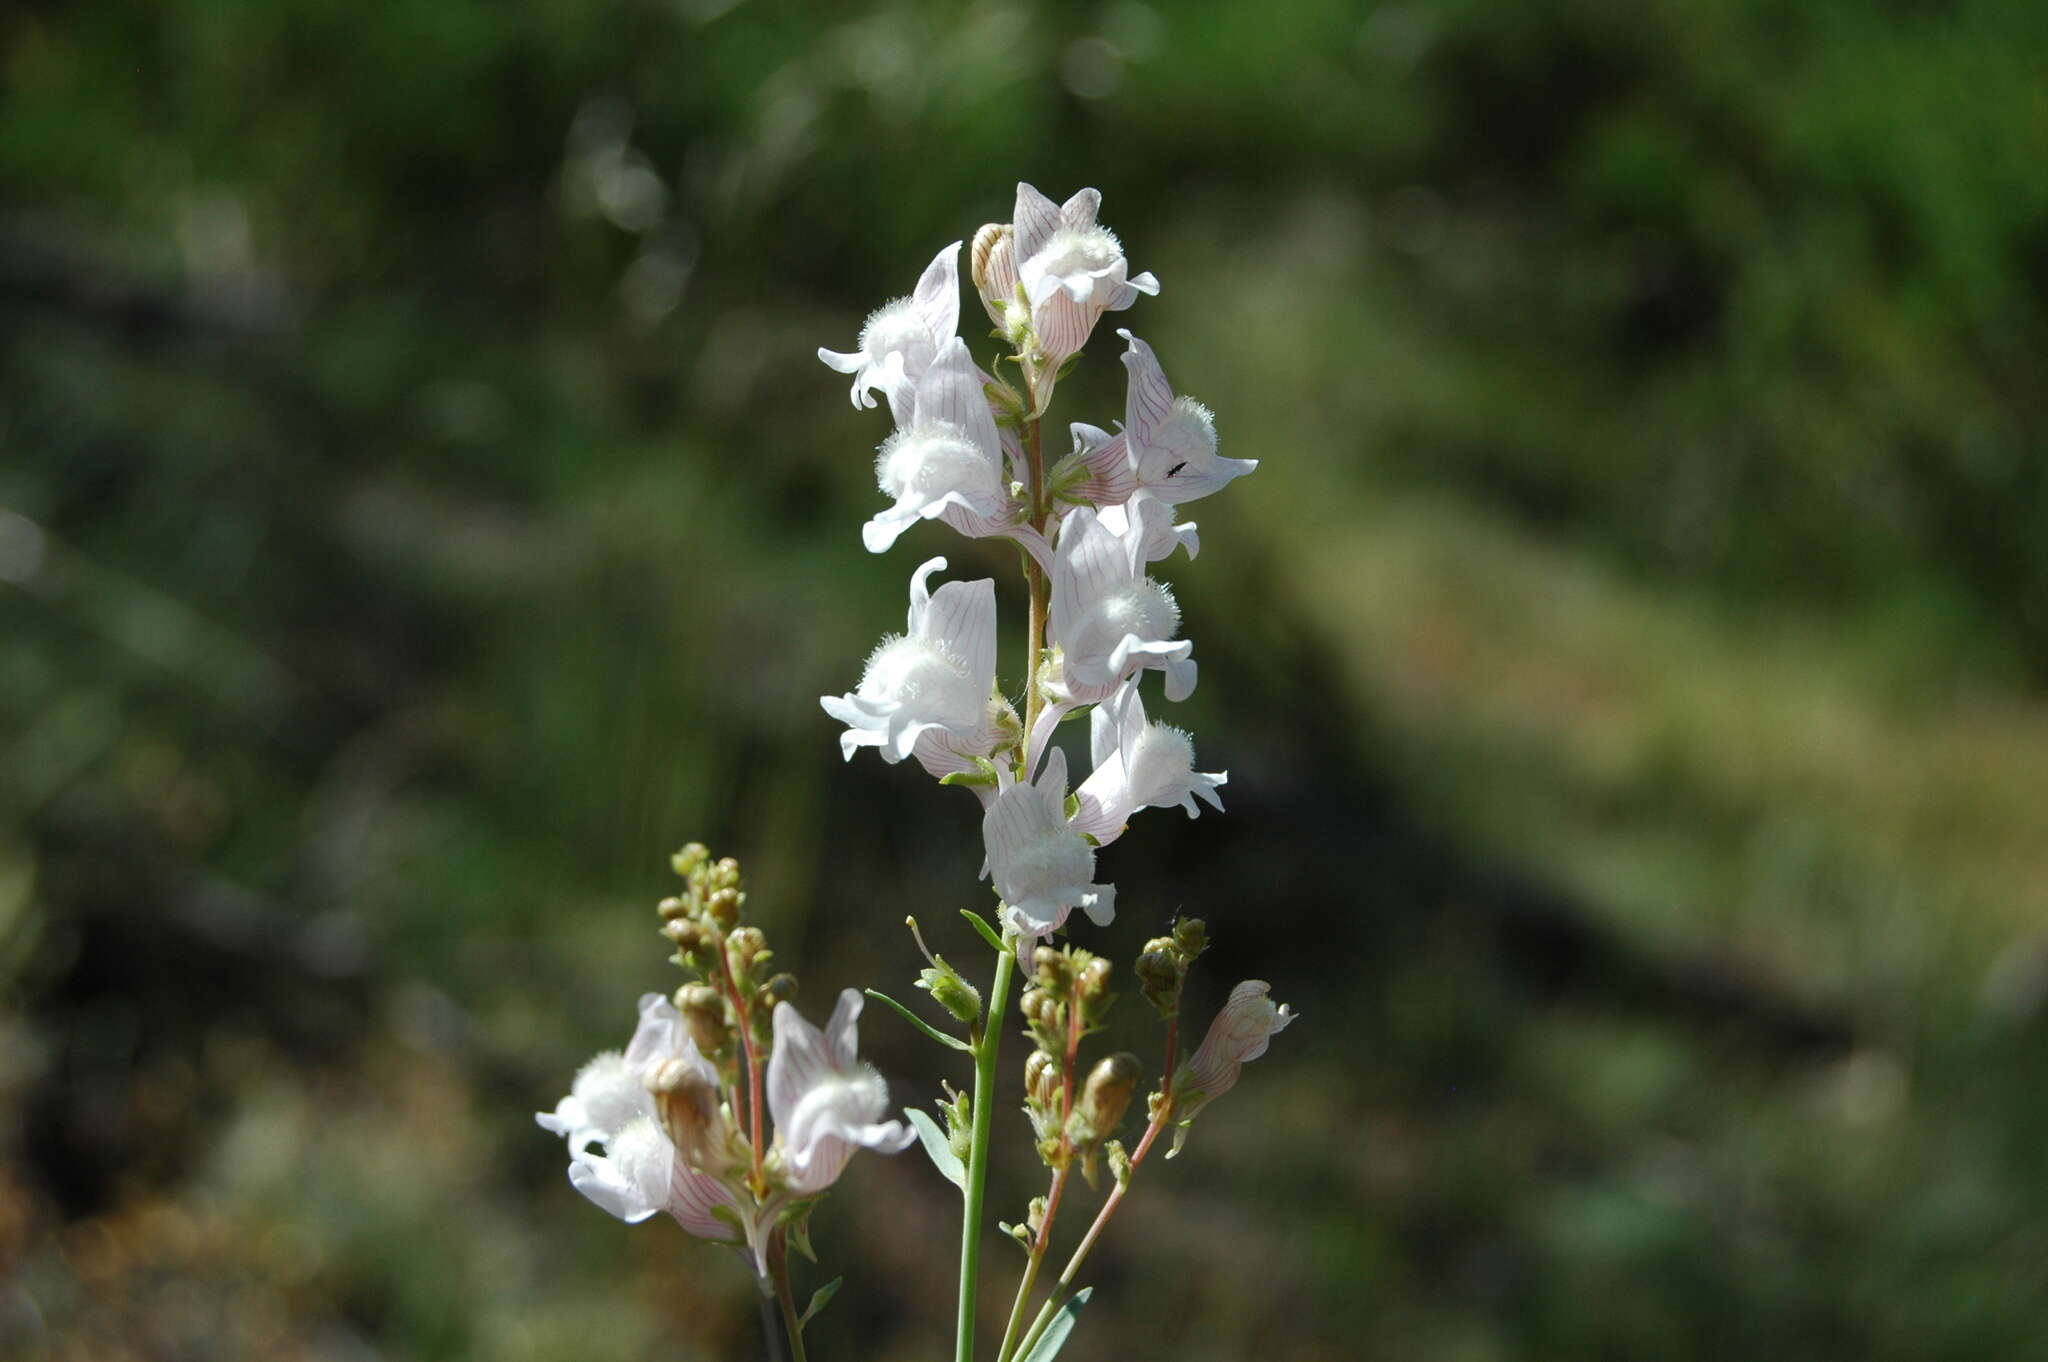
[662,916,716,961]
[725,926,769,981]
[1032,946,1069,997]
[918,961,982,1025]
[646,1055,733,1175]
[1077,1052,1141,1141]
[1019,986,1052,1026]
[1024,1048,1059,1110]
[705,887,743,931]
[970,222,1018,328]
[711,856,742,889]
[1135,937,1184,1017]
[671,842,710,877]
[758,972,797,1011]
[675,983,730,1057]
[1076,956,1112,1008]
[1171,917,1208,962]
[657,895,690,921]
[943,1082,972,1163]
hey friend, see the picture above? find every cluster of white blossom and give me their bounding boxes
[820,184,1255,944]
[535,849,915,1271]
[538,189,1295,1358]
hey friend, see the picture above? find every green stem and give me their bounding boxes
[768,1231,810,1362]
[957,936,1017,1362]
[1022,415,1048,743]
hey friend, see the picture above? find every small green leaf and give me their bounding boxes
[905,1106,967,1190]
[865,989,971,1051]
[959,908,1007,954]
[799,1277,842,1328]
[1019,1287,1092,1361]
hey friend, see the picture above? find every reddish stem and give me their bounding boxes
[718,941,768,1193]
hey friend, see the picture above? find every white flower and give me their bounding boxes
[983,746,1115,939]
[1073,681,1225,846]
[767,989,916,1197]
[1047,506,1196,708]
[821,556,1007,785]
[817,241,962,421]
[1097,489,1200,565]
[1168,981,1296,1156]
[864,338,1050,567]
[536,993,748,1245]
[1012,184,1159,370]
[1118,331,1256,504]
[540,990,917,1269]
[1048,421,1139,509]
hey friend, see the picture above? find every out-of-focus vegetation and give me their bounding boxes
[3,0,2046,1358]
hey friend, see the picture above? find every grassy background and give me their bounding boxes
[3,0,2047,1357]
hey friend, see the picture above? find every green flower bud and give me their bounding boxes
[726,926,767,976]
[1135,937,1184,1017]
[1076,956,1114,1020]
[916,960,982,1025]
[1032,946,1069,997]
[671,843,710,877]
[705,887,743,931]
[758,972,798,1011]
[662,916,715,961]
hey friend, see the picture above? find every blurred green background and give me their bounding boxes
[4,0,2047,1357]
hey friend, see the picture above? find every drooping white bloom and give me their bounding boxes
[1012,184,1159,370]
[1073,681,1225,846]
[1167,980,1296,1156]
[865,338,1050,567]
[1047,505,1196,708]
[536,993,749,1245]
[821,556,1000,781]
[767,989,916,1197]
[983,746,1115,939]
[817,241,962,421]
[1118,331,1256,504]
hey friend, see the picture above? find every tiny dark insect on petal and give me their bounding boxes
[1166,462,1187,478]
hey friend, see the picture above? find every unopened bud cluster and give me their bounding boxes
[660,845,783,1059]
[1015,944,1135,1183]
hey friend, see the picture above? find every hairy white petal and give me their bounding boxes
[816,241,962,411]
[768,991,914,1197]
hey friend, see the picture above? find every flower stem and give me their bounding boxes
[996,973,1085,1362]
[1013,1018,1180,1359]
[1022,415,1048,744]
[767,1229,810,1362]
[957,935,1017,1362]
[717,942,769,1195]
